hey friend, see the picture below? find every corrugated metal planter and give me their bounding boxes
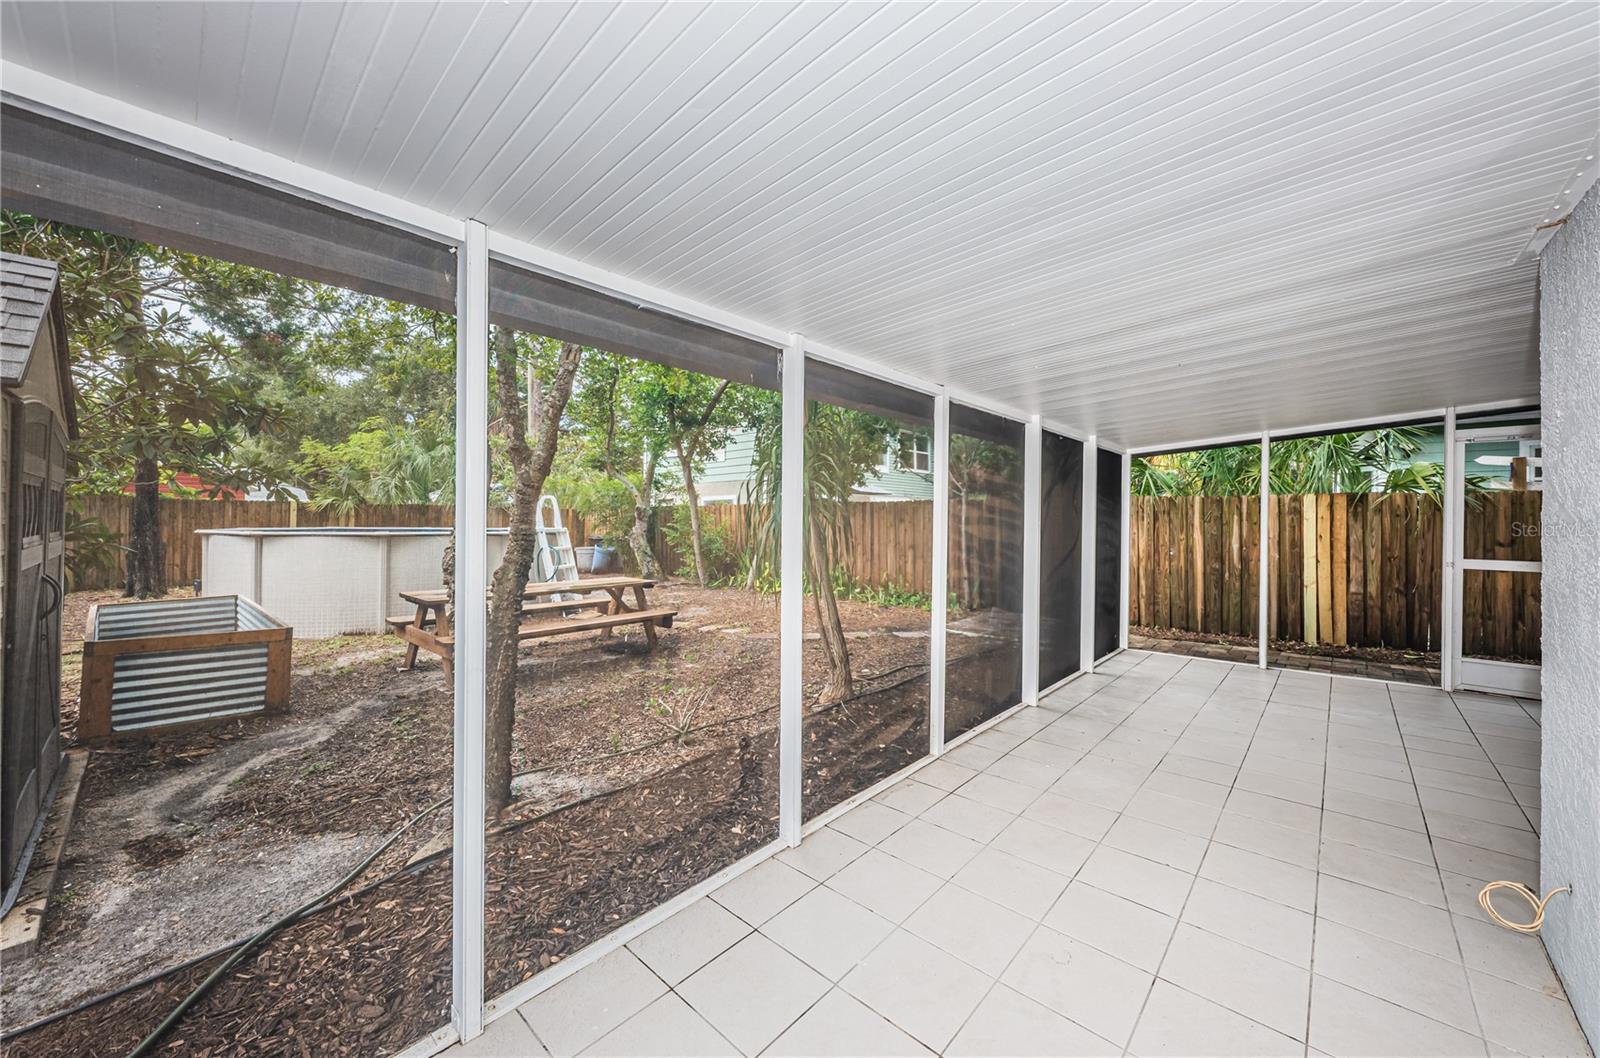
[79,596,292,739]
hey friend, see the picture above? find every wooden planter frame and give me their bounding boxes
[79,595,291,739]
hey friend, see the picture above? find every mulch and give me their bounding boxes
[1131,625,1440,667]
[5,584,1019,1058]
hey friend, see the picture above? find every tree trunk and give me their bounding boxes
[958,486,972,609]
[485,329,582,815]
[626,452,660,578]
[125,457,166,597]
[676,439,710,587]
[807,512,853,704]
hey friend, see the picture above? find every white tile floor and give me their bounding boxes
[449,651,1592,1058]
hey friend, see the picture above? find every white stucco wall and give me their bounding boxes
[1538,180,1600,1047]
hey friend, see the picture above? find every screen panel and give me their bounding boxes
[480,258,780,1005]
[802,359,935,818]
[1094,446,1122,660]
[945,404,1024,738]
[1039,431,1083,689]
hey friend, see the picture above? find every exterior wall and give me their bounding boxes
[1,395,9,732]
[699,426,935,501]
[1538,180,1600,1047]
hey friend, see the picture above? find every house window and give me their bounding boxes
[1519,439,1544,490]
[909,433,931,472]
[883,432,932,473]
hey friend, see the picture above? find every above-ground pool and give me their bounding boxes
[198,527,514,638]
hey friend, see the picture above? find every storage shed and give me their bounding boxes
[1,252,76,895]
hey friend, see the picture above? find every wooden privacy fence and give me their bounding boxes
[651,499,943,598]
[74,495,516,591]
[1130,493,1442,651]
[1130,492,1539,658]
[72,495,978,602]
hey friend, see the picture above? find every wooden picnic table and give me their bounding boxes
[390,575,676,678]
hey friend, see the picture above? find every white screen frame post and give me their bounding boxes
[1119,450,1131,652]
[1080,436,1098,673]
[1022,417,1042,704]
[451,220,488,1042]
[779,337,805,845]
[1258,432,1270,670]
[930,393,951,754]
[1440,407,1457,691]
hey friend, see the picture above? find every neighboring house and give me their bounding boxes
[695,427,935,503]
[1,252,75,895]
[1406,424,1538,488]
[120,471,246,499]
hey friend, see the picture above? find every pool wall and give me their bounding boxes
[199,528,510,638]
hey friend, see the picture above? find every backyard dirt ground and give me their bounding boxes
[2,580,1009,1057]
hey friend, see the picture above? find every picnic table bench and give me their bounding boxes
[390,575,676,678]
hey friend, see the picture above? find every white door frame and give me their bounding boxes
[1450,424,1541,698]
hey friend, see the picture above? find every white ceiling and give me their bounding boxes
[3,1,1596,448]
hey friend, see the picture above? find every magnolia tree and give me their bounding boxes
[2,215,283,596]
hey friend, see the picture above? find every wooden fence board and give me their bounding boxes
[1126,491,1535,657]
[74,488,1538,659]
[1331,494,1348,646]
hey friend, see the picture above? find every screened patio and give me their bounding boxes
[1,3,1596,1057]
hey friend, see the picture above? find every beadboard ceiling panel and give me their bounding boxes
[3,1,1595,448]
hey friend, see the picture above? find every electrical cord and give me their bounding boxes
[1478,880,1570,934]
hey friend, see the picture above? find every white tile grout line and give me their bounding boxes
[475,681,1060,1042]
[929,649,1286,1056]
[735,657,1174,1055]
[1301,669,1333,1057]
[1110,656,1292,1056]
[469,676,1074,1055]
[495,656,1566,1058]
[1443,688,1543,835]
[1386,679,1497,1050]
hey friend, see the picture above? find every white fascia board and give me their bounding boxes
[1515,135,1599,264]
[1125,396,1539,456]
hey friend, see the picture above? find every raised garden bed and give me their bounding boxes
[79,596,291,739]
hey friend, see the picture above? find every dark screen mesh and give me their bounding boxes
[1040,432,1083,688]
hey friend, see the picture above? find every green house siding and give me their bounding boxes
[1411,425,1519,483]
[697,427,935,502]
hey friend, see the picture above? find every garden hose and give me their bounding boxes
[57,670,933,1057]
[125,795,455,1058]
[1478,880,1570,934]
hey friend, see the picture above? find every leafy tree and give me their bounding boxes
[948,435,1020,610]
[744,401,899,703]
[485,327,582,814]
[1129,428,1471,501]
[296,420,454,516]
[2,214,285,596]
[654,371,759,587]
[564,351,668,576]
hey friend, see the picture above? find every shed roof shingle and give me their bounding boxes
[1,252,62,386]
